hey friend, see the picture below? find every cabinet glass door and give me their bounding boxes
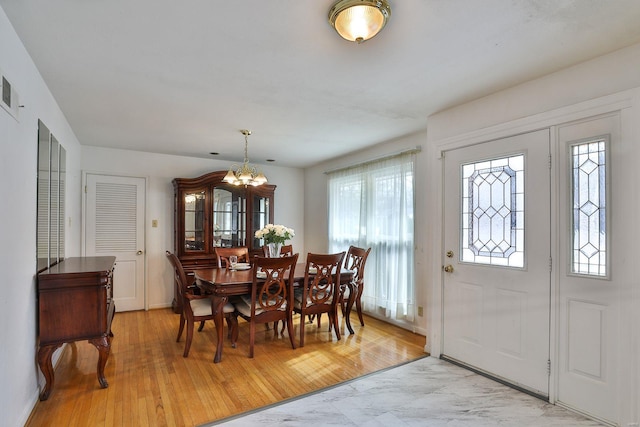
[213,187,246,248]
[251,195,271,249]
[184,191,205,251]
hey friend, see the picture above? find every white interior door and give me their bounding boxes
[556,113,623,424]
[84,173,145,312]
[442,129,551,396]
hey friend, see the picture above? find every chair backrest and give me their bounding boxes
[302,252,345,310]
[250,254,299,318]
[166,251,189,301]
[344,246,371,285]
[261,244,294,257]
[215,247,250,268]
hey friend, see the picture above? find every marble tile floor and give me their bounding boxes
[204,356,604,427]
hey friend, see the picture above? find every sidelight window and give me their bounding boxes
[570,138,608,277]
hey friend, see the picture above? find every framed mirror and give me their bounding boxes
[37,120,66,272]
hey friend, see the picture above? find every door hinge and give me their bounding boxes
[548,154,552,169]
[84,185,87,193]
[549,257,553,272]
[547,359,551,376]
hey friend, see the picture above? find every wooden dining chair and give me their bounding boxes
[294,252,345,347]
[232,254,299,358]
[339,246,371,333]
[166,251,237,357]
[261,244,293,257]
[214,247,250,268]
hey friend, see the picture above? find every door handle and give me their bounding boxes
[137,250,143,255]
[443,265,454,273]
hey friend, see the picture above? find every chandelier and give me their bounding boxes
[328,0,391,44]
[222,129,268,186]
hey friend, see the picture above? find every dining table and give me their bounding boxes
[195,263,355,363]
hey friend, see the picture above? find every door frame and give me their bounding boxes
[81,171,149,311]
[427,89,637,423]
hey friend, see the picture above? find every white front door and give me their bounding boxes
[555,113,623,424]
[83,173,146,312]
[442,129,551,396]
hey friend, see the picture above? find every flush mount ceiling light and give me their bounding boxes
[222,129,268,186]
[328,0,391,44]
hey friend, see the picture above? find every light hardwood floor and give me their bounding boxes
[27,308,426,426]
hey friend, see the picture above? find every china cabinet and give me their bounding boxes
[172,171,275,312]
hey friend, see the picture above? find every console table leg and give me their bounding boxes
[37,343,63,401]
[89,336,111,388]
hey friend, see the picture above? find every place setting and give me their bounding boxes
[229,256,251,271]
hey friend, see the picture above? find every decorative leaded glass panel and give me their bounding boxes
[461,154,524,267]
[571,139,607,276]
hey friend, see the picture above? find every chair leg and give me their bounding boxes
[299,312,305,347]
[339,285,347,316]
[227,315,238,348]
[355,290,365,326]
[331,309,341,341]
[249,321,256,358]
[344,286,356,335]
[176,313,186,342]
[287,313,296,349]
[198,320,206,332]
[183,320,194,357]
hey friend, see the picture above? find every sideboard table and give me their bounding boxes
[37,256,116,401]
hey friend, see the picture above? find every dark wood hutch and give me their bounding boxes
[37,256,116,400]
[172,171,275,312]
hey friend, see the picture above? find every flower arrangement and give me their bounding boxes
[255,224,295,244]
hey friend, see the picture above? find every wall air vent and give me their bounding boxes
[0,68,20,121]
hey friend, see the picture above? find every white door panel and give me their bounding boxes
[84,174,145,312]
[556,114,622,424]
[443,129,551,395]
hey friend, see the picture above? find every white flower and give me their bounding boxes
[255,224,294,244]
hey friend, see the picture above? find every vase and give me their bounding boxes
[266,242,282,258]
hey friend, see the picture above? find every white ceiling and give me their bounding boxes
[3,0,640,167]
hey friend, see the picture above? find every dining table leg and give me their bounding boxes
[211,295,228,363]
[344,282,357,335]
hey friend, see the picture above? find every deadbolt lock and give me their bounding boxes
[446,250,454,258]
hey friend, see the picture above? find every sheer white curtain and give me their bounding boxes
[328,152,415,322]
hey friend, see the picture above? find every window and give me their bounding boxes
[328,151,416,322]
[570,138,608,277]
[461,154,525,268]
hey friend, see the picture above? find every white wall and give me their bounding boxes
[428,43,640,142]
[0,8,83,426]
[81,146,305,309]
[304,131,429,338]
[425,42,640,426]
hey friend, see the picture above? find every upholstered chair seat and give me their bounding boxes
[235,294,288,317]
[190,298,235,317]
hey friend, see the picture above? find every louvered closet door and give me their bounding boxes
[84,174,146,311]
